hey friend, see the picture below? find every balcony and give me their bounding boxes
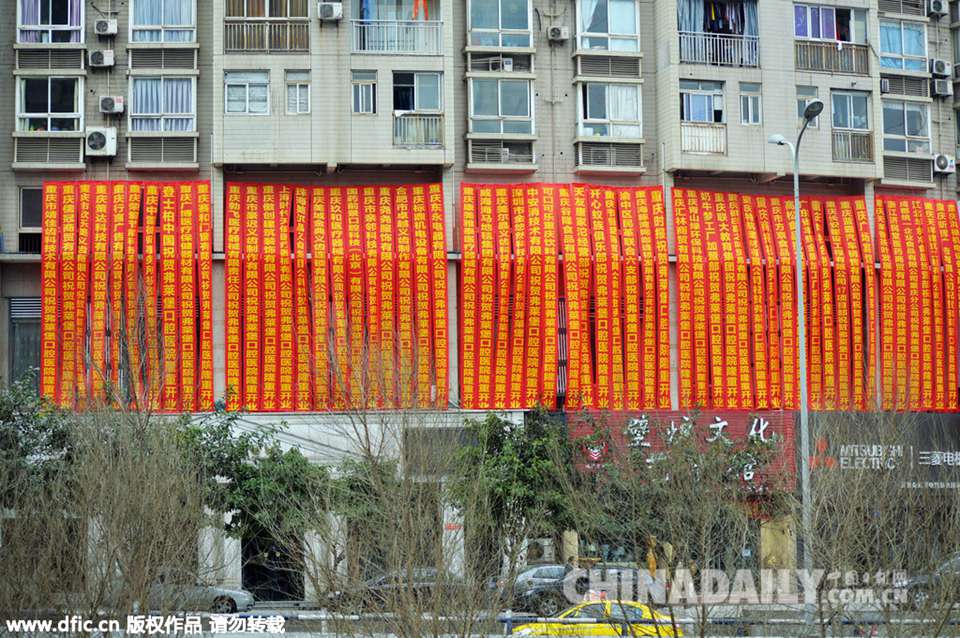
[680,122,726,154]
[224,20,309,52]
[352,20,442,55]
[795,41,868,75]
[678,32,759,67]
[832,130,874,163]
[393,112,443,147]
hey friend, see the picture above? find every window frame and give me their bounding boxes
[578,81,643,139]
[679,80,724,124]
[393,72,443,114]
[16,76,83,132]
[467,0,533,48]
[352,70,377,115]
[882,98,931,154]
[739,83,762,126]
[16,0,85,44]
[879,20,927,72]
[9,311,41,388]
[224,71,270,115]
[129,76,198,132]
[19,187,43,231]
[796,85,820,129]
[830,90,870,131]
[469,77,535,134]
[130,0,197,43]
[285,70,310,115]
[226,0,309,19]
[577,0,641,52]
[793,5,865,43]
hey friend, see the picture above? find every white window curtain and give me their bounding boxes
[132,78,194,131]
[133,0,193,42]
[581,0,604,33]
[608,84,640,137]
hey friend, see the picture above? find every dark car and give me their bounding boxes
[327,567,467,612]
[506,565,586,617]
[901,554,960,610]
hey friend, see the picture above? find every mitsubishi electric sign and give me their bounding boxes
[811,413,960,489]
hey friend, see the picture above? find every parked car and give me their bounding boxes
[326,567,469,612]
[512,600,681,637]
[146,568,255,613]
[900,553,960,610]
[506,565,665,618]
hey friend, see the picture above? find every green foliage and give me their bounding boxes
[177,408,328,539]
[448,408,574,541]
[0,375,72,504]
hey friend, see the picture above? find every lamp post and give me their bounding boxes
[768,98,824,602]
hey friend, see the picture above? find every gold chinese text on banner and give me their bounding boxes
[674,189,875,411]
[460,183,668,411]
[40,180,213,411]
[224,182,448,412]
[876,195,960,411]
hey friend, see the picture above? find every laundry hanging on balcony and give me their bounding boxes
[224,183,448,412]
[677,0,758,66]
[40,181,214,412]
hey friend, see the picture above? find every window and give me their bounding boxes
[569,604,607,619]
[131,0,195,42]
[880,20,926,71]
[470,0,530,47]
[680,80,724,123]
[580,0,640,51]
[131,77,195,131]
[226,0,308,18]
[393,72,442,112]
[286,71,310,114]
[580,82,641,138]
[19,188,42,230]
[9,299,41,387]
[831,91,869,130]
[225,72,269,114]
[739,82,761,125]
[352,71,377,114]
[17,0,82,43]
[796,85,819,128]
[17,77,81,132]
[883,99,930,153]
[470,78,533,134]
[794,5,866,43]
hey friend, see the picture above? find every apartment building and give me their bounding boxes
[5,0,960,598]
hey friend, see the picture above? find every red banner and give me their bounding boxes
[40,181,212,411]
[224,182,448,412]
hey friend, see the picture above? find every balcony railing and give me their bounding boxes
[393,112,443,147]
[680,122,726,154]
[224,19,309,52]
[832,130,874,163]
[352,20,442,55]
[795,40,869,75]
[679,31,759,67]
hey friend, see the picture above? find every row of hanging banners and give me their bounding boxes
[37,180,960,413]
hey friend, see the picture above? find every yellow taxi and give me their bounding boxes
[512,599,681,637]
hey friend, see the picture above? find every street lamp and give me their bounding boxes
[768,97,823,601]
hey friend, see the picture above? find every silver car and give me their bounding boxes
[147,568,255,613]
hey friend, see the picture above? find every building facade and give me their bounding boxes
[5,0,960,597]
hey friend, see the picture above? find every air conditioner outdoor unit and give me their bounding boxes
[88,50,115,67]
[99,95,124,114]
[499,147,511,162]
[928,0,948,17]
[502,57,514,72]
[932,78,953,97]
[930,58,951,77]
[94,18,118,35]
[548,26,570,42]
[85,127,117,157]
[880,78,891,93]
[934,153,956,174]
[525,538,556,563]
[317,1,343,20]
